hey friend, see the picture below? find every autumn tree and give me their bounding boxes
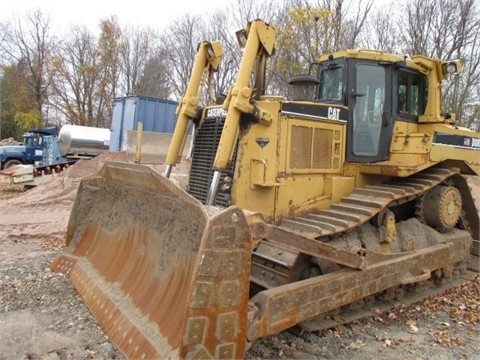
[270,0,373,96]
[0,66,23,139]
[50,25,101,126]
[2,0,479,132]
[0,9,56,132]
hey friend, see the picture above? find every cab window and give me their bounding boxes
[318,66,343,101]
[398,70,426,117]
[352,64,385,156]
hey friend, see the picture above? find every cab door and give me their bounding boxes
[346,61,393,163]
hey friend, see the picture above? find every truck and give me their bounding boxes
[51,19,479,359]
[0,127,58,169]
[0,124,110,186]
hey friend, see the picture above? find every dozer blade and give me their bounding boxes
[51,161,253,359]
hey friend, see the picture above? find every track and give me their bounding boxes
[297,267,478,333]
[248,167,479,333]
[278,167,462,239]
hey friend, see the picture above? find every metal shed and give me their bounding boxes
[110,96,178,152]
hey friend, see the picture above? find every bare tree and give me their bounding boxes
[203,10,244,100]
[401,0,475,59]
[0,9,56,126]
[268,0,373,95]
[401,0,480,127]
[230,0,281,29]
[50,25,102,126]
[118,25,160,97]
[157,2,284,105]
[360,3,401,52]
[161,14,211,101]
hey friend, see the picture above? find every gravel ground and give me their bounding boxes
[0,154,479,359]
[0,239,123,360]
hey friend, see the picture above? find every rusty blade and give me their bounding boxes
[51,161,254,359]
[51,161,208,358]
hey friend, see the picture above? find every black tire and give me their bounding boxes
[3,159,22,169]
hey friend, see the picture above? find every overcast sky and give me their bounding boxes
[0,0,233,33]
[1,0,400,36]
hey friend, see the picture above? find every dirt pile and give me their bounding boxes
[0,152,129,247]
[0,152,190,245]
[0,138,22,146]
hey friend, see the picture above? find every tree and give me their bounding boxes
[0,67,20,139]
[203,10,245,100]
[118,25,161,97]
[400,0,480,127]
[136,47,173,99]
[1,0,479,131]
[161,14,211,102]
[269,0,373,96]
[0,9,56,129]
[91,16,123,128]
[50,25,101,126]
[360,2,400,52]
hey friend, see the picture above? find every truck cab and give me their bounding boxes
[0,127,58,169]
[21,132,44,163]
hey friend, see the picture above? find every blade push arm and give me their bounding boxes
[207,19,276,204]
[165,40,224,178]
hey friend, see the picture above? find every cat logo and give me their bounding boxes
[328,107,340,120]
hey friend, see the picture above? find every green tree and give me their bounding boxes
[0,64,42,139]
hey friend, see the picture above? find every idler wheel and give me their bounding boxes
[423,185,462,230]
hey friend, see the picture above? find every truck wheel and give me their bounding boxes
[4,159,22,169]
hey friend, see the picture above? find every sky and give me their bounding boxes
[0,0,233,34]
[1,1,400,35]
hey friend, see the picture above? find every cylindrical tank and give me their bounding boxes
[58,125,111,157]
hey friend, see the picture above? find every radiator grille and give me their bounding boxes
[290,125,334,169]
[313,128,333,168]
[187,116,233,207]
[290,125,312,169]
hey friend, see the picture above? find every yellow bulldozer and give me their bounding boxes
[51,19,479,359]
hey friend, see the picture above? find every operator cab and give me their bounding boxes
[288,52,428,164]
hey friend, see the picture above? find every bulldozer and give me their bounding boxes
[51,19,480,359]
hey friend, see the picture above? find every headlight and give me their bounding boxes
[443,59,462,75]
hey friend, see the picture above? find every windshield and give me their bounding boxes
[318,66,343,101]
[23,136,41,146]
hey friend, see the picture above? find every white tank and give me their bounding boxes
[58,125,111,157]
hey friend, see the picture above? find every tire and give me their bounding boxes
[3,159,22,169]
